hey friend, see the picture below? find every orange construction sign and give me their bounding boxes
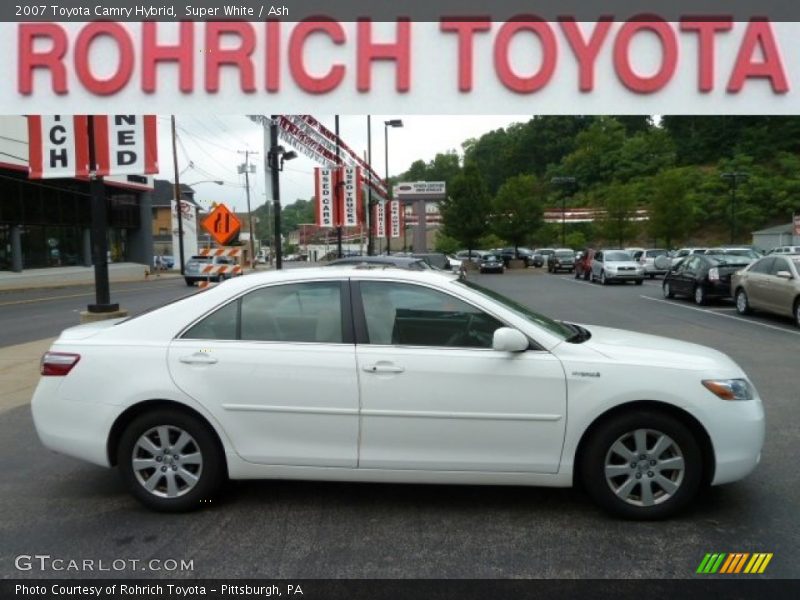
[201,204,241,246]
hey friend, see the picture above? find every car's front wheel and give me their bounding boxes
[184,278,195,287]
[600,271,608,285]
[794,298,800,328]
[580,411,703,520]
[118,409,225,512]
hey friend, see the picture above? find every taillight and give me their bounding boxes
[41,352,81,376]
[708,267,720,281]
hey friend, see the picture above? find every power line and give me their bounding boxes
[0,135,26,145]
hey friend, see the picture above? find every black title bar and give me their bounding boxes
[5,1,800,21]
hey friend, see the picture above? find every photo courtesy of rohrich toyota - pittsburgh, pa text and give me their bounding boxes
[0,1,798,599]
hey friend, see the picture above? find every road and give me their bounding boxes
[0,269,797,579]
[0,278,198,347]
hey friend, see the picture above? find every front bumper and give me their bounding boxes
[606,270,643,280]
[704,396,765,485]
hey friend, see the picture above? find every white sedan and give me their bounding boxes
[32,268,764,519]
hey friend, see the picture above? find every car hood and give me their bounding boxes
[572,324,741,373]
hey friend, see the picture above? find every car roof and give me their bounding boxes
[328,256,424,266]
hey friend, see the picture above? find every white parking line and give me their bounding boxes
[640,295,800,337]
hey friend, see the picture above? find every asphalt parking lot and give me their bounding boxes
[0,269,797,579]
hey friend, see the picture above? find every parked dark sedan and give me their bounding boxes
[497,247,534,267]
[662,254,752,305]
[479,254,506,274]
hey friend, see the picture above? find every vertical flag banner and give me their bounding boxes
[93,115,158,176]
[341,166,362,227]
[389,200,402,238]
[315,167,336,228]
[27,115,90,179]
[374,201,387,237]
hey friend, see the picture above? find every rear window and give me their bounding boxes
[605,251,632,261]
[646,250,667,257]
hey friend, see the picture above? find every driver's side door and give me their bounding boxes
[353,280,567,473]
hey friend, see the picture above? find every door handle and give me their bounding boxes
[179,353,218,365]
[363,363,405,374]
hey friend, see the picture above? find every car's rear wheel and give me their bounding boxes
[580,411,702,520]
[694,284,707,305]
[794,298,800,328]
[118,409,225,512]
[663,281,674,299]
[184,278,194,287]
[736,289,751,315]
[635,279,643,286]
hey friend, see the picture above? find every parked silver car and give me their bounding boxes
[630,248,669,278]
[591,250,645,285]
[732,254,800,327]
[671,247,708,267]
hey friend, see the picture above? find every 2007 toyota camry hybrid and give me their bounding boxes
[31,268,764,519]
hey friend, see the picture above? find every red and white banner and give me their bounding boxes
[374,201,387,238]
[389,200,402,239]
[315,167,338,228]
[93,115,158,176]
[27,115,89,179]
[341,166,362,228]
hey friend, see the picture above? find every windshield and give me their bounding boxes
[605,251,632,261]
[555,250,574,257]
[456,279,572,340]
[646,250,667,257]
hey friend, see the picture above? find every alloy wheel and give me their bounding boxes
[604,429,685,507]
[694,286,705,305]
[132,426,203,498]
[736,290,749,314]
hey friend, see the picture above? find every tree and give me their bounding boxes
[439,165,492,253]
[600,183,640,247]
[646,168,698,247]
[491,174,545,255]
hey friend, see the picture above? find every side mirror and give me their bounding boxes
[492,327,529,353]
[776,270,793,280]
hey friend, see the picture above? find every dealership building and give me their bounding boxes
[0,116,155,272]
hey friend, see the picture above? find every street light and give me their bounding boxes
[551,176,577,247]
[384,119,403,254]
[721,172,748,244]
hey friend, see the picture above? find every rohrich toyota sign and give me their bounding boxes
[6,19,800,114]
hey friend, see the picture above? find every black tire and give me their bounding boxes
[117,409,225,512]
[735,288,751,315]
[579,410,703,520]
[694,284,707,306]
[635,279,644,286]
[575,269,581,279]
[794,298,800,328]
[663,281,675,299]
[648,273,655,280]
[600,271,608,285]
[184,278,195,287]
[583,270,591,281]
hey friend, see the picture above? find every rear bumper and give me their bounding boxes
[31,378,115,467]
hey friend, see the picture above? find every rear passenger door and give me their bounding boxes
[167,280,359,467]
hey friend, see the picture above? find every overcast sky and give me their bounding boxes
[155,115,529,212]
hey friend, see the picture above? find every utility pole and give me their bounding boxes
[86,115,117,314]
[366,116,374,256]
[238,150,258,268]
[269,116,283,270]
[721,172,748,244]
[171,115,185,275]
[335,115,343,259]
[551,176,577,248]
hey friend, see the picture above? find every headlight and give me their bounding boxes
[702,379,754,401]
